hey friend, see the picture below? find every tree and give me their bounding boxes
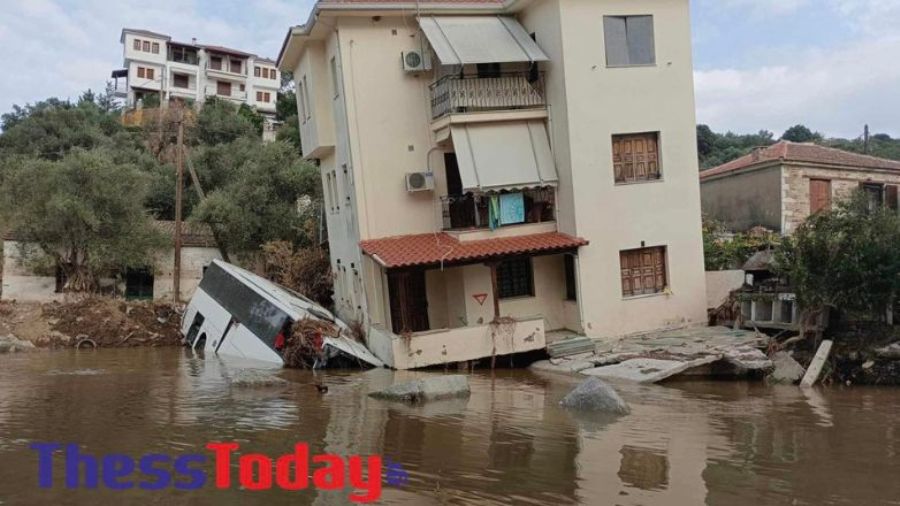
[191,139,321,255]
[0,149,167,292]
[696,124,716,158]
[194,97,259,146]
[777,192,900,321]
[781,124,821,143]
[276,113,302,153]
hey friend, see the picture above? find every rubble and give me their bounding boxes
[559,377,630,414]
[369,375,470,403]
[770,351,806,384]
[281,318,341,369]
[0,335,36,353]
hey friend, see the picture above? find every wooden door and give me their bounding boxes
[886,185,898,211]
[388,271,429,334]
[809,179,832,214]
[621,247,667,297]
[613,133,660,183]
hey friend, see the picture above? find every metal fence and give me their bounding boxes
[430,72,546,119]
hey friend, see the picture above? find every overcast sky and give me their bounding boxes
[1,0,897,138]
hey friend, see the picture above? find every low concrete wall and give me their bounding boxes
[390,316,546,370]
[705,270,745,309]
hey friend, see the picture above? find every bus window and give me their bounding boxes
[186,313,205,347]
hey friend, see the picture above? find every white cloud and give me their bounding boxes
[711,0,811,17]
[695,35,900,137]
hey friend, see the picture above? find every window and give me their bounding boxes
[603,15,656,66]
[297,82,308,122]
[620,246,667,297]
[142,40,151,52]
[888,185,899,211]
[302,75,311,120]
[230,59,241,73]
[151,42,160,54]
[612,132,660,183]
[809,179,831,214]
[564,255,577,301]
[239,84,245,92]
[330,57,340,98]
[254,66,261,77]
[264,92,271,103]
[210,56,222,71]
[133,39,141,50]
[170,46,199,65]
[146,68,155,80]
[173,73,189,89]
[324,173,334,212]
[270,70,277,80]
[497,258,534,299]
[256,91,263,102]
[217,80,231,97]
[331,170,340,211]
[125,267,154,300]
[137,67,146,78]
[476,63,502,79]
[861,183,884,212]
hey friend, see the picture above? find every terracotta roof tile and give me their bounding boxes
[700,141,900,180]
[360,232,588,269]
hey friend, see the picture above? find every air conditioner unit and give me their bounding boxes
[406,172,434,192]
[402,50,432,72]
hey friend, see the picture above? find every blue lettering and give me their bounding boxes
[29,442,61,488]
[139,454,172,490]
[65,444,98,489]
[102,454,135,490]
[174,455,207,490]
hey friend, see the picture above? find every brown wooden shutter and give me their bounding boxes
[142,41,150,52]
[646,135,660,178]
[613,133,660,183]
[137,67,145,78]
[217,80,231,96]
[621,247,667,297]
[133,39,141,50]
[146,68,154,80]
[809,179,832,214]
[887,185,899,211]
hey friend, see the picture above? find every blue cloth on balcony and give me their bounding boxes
[499,192,525,226]
[488,195,501,230]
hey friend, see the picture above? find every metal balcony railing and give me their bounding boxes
[429,72,546,119]
[440,188,556,231]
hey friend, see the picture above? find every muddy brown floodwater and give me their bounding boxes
[1,348,900,505]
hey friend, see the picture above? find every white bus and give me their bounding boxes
[182,260,381,368]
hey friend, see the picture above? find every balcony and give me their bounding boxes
[441,188,555,231]
[430,72,546,120]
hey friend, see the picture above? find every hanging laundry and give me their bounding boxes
[499,192,525,225]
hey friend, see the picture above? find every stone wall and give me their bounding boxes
[782,164,900,234]
[701,165,783,232]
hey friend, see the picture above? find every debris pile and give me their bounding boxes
[281,318,341,369]
[1,298,183,349]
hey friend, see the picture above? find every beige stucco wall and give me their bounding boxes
[782,164,900,234]
[705,270,745,310]
[537,0,708,337]
[152,246,221,301]
[701,166,783,232]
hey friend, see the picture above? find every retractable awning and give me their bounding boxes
[451,120,558,193]
[419,16,550,66]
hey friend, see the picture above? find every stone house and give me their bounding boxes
[700,141,900,234]
[1,221,221,302]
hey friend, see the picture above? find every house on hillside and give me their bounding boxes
[111,28,281,138]
[277,0,708,369]
[1,221,221,303]
[700,141,900,234]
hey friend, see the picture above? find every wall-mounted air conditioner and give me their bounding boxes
[406,172,434,192]
[402,50,432,72]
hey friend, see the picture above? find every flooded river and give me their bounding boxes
[1,348,900,505]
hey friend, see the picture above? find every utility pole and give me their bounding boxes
[864,124,870,154]
[174,110,184,302]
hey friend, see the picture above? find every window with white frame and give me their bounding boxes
[603,15,656,67]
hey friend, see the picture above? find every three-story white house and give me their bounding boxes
[278,0,708,369]
[113,28,281,136]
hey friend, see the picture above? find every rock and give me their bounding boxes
[0,335,35,353]
[227,370,289,388]
[875,342,900,360]
[769,351,805,384]
[0,341,11,354]
[559,377,630,415]
[369,375,470,403]
[582,355,722,384]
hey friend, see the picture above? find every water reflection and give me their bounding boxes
[0,349,900,505]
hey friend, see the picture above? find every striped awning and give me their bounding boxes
[451,120,558,193]
[419,16,550,66]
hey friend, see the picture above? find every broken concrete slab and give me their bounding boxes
[582,355,723,384]
[801,340,833,388]
[560,377,629,414]
[227,370,289,388]
[770,351,806,384]
[369,375,470,403]
[719,346,774,377]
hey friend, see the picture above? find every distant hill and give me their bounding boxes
[697,124,900,170]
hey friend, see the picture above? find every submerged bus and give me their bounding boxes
[182,260,381,368]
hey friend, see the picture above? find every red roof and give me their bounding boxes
[360,232,588,269]
[701,141,900,180]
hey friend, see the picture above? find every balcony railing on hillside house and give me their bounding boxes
[430,72,546,120]
[441,188,555,231]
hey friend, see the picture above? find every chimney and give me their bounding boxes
[192,37,197,45]
[751,146,765,162]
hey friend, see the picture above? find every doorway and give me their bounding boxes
[125,267,155,300]
[388,270,430,334]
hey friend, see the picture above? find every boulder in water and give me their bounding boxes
[560,377,630,415]
[369,375,470,403]
[769,351,805,384]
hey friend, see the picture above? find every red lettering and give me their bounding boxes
[275,443,309,491]
[205,442,239,489]
[348,456,382,503]
[312,454,344,490]
[239,454,273,491]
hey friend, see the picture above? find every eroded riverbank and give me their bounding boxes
[1,348,899,505]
